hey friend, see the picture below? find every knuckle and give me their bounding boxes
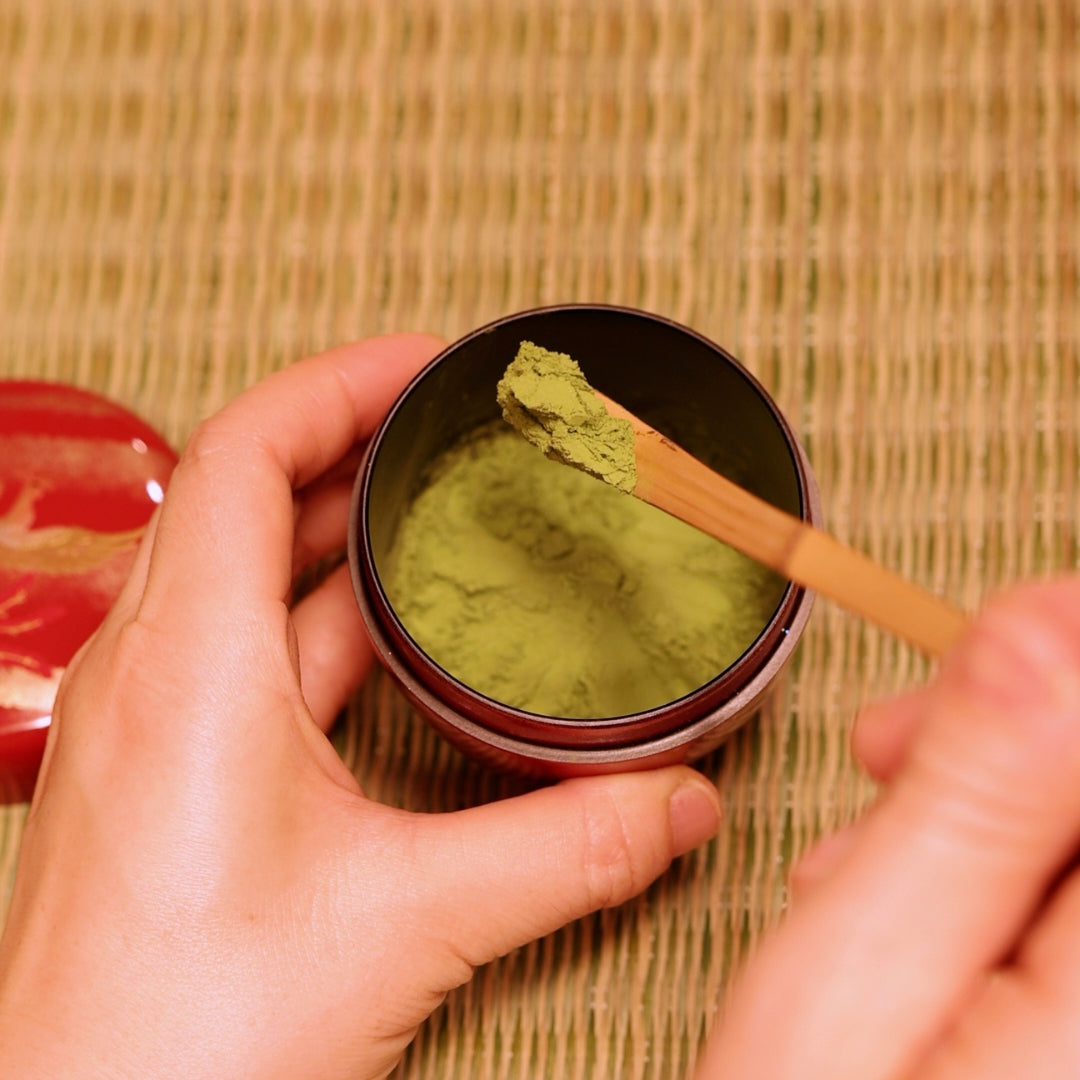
[914,583,1080,831]
[578,786,646,910]
[49,620,157,761]
[180,416,230,467]
[953,584,1080,722]
[173,419,284,524]
[178,416,251,479]
[85,619,159,704]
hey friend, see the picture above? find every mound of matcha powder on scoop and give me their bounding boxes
[496,341,637,493]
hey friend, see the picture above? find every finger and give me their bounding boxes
[291,562,373,732]
[919,986,1080,1080]
[297,443,367,494]
[138,334,445,626]
[910,851,1080,1077]
[289,443,367,577]
[1018,856,1080,996]
[788,823,861,901]
[909,932,1080,1079]
[698,578,1080,1080]
[404,767,722,970]
[852,688,931,782]
[292,479,354,577]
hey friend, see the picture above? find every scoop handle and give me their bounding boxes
[598,392,969,656]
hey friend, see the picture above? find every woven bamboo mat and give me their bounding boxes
[1,2,1078,1076]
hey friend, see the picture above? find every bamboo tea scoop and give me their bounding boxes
[597,392,969,657]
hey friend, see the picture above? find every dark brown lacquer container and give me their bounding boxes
[348,305,822,778]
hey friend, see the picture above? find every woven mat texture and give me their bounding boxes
[1,2,1078,1076]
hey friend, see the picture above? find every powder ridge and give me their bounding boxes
[385,424,782,719]
[496,341,637,493]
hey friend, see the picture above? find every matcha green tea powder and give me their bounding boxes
[383,344,784,718]
[496,341,637,493]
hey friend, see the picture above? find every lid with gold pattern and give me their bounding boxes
[0,382,177,802]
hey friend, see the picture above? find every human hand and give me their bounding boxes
[696,578,1080,1079]
[0,336,723,1080]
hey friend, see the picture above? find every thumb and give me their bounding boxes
[408,766,721,968]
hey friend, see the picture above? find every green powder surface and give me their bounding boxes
[384,424,783,719]
[496,341,637,493]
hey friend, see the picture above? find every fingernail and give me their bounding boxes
[789,823,860,898]
[669,774,722,856]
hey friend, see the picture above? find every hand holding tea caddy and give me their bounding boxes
[0,335,723,1079]
[0,333,1077,1080]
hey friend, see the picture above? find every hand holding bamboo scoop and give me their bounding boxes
[498,342,970,657]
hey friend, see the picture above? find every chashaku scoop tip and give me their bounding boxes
[497,340,637,493]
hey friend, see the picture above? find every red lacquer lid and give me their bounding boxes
[0,382,177,802]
